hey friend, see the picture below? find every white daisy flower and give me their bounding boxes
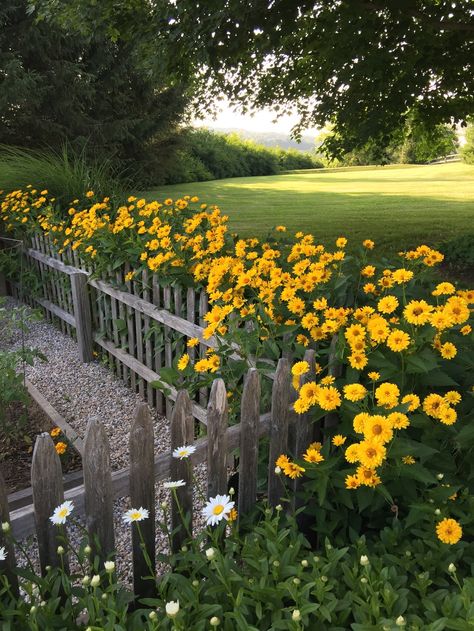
[122,507,149,524]
[202,494,235,526]
[172,445,196,460]
[163,480,186,489]
[165,600,180,618]
[0,546,7,561]
[49,500,74,525]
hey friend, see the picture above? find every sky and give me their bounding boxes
[194,102,320,136]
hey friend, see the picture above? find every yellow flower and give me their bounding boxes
[320,376,335,386]
[444,391,461,406]
[356,465,381,487]
[177,354,190,371]
[85,190,94,198]
[392,268,414,284]
[55,442,67,455]
[460,325,472,335]
[124,271,134,282]
[438,405,457,425]
[291,361,310,376]
[303,448,324,463]
[345,443,361,463]
[436,518,462,544]
[363,415,393,444]
[402,455,415,465]
[343,383,367,402]
[368,371,380,381]
[377,295,399,314]
[403,300,433,325]
[187,337,200,347]
[282,462,306,479]
[332,435,346,447]
[275,225,286,232]
[50,427,61,438]
[358,440,386,468]
[401,394,420,412]
[276,454,290,468]
[375,382,400,408]
[345,474,360,489]
[386,329,411,352]
[439,342,457,359]
[423,393,445,418]
[317,386,341,411]
[387,412,410,430]
[336,237,347,248]
[362,239,375,249]
[348,353,368,370]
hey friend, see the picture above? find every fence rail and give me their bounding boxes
[0,364,309,598]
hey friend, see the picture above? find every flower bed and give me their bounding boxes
[1,186,473,627]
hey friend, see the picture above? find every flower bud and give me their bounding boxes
[360,555,369,566]
[448,563,456,573]
[57,546,65,555]
[292,610,301,622]
[275,466,281,474]
[276,504,283,512]
[30,606,37,614]
[181,545,188,552]
[165,600,180,618]
[361,577,368,584]
[293,577,300,585]
[161,501,168,510]
[396,616,406,626]
[1,522,10,533]
[192,579,199,587]
[91,574,100,587]
[206,547,216,560]
[84,545,92,555]
[102,593,107,601]
[437,473,444,480]
[228,487,235,496]
[313,556,319,563]
[301,559,308,567]
[273,560,280,567]
[45,565,52,572]
[149,611,157,620]
[210,616,220,626]
[321,575,328,582]
[82,575,90,586]
[434,508,441,515]
[104,561,115,573]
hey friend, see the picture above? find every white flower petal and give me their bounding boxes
[202,495,234,526]
[122,507,150,524]
[172,445,196,460]
[163,480,186,489]
[49,500,74,525]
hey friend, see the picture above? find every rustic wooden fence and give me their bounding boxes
[0,362,320,599]
[3,234,224,423]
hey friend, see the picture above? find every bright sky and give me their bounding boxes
[194,102,320,136]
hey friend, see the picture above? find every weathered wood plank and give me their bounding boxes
[129,404,155,597]
[31,433,68,574]
[267,358,291,507]
[11,411,272,539]
[163,286,173,418]
[324,335,342,429]
[238,369,260,519]
[25,379,84,455]
[71,272,93,363]
[9,282,76,326]
[26,248,85,275]
[125,266,137,391]
[83,419,115,561]
[151,276,164,414]
[142,271,154,404]
[186,288,196,363]
[133,277,145,398]
[207,379,228,498]
[170,391,194,552]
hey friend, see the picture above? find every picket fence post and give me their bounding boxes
[238,368,260,519]
[70,272,93,363]
[267,357,291,507]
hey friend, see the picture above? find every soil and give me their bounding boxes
[0,396,82,495]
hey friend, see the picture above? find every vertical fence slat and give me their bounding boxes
[170,391,194,552]
[71,272,93,363]
[0,471,19,595]
[83,419,115,562]
[125,265,137,392]
[31,433,68,574]
[163,286,173,418]
[142,271,154,404]
[133,277,145,398]
[152,276,164,414]
[238,368,260,519]
[207,379,228,498]
[267,358,291,507]
[129,404,156,597]
[198,290,209,408]
[294,349,317,457]
[116,269,129,385]
[186,288,196,363]
[110,271,121,378]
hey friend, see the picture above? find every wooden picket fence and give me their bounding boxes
[3,234,243,423]
[0,359,320,598]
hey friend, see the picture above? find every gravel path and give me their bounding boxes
[3,298,209,586]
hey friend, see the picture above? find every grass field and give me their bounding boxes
[145,162,474,254]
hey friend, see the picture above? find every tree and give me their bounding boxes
[31,0,474,159]
[460,120,474,165]
[0,1,189,184]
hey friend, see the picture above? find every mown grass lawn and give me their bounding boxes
[145,162,474,254]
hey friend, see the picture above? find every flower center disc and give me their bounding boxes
[213,505,224,515]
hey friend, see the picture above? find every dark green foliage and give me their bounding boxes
[161,129,322,184]
[441,234,474,274]
[0,0,188,185]
[460,120,474,165]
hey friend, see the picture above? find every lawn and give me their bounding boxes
[145,162,474,254]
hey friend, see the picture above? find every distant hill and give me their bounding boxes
[200,127,318,152]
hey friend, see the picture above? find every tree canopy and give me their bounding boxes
[31,0,474,158]
[0,0,188,183]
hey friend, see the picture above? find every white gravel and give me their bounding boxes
[3,298,209,587]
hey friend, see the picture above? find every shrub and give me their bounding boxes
[0,145,127,207]
[441,234,474,274]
